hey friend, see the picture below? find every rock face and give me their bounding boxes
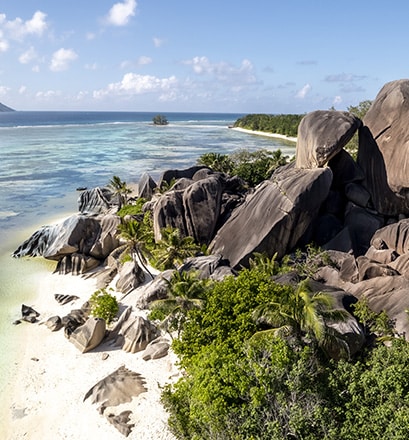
[69,317,106,353]
[153,173,225,245]
[210,165,332,268]
[78,187,115,214]
[359,79,409,215]
[296,110,361,168]
[107,309,160,353]
[115,260,145,294]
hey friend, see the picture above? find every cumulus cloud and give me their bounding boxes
[325,73,366,82]
[19,46,37,64]
[296,83,311,99]
[106,0,137,26]
[153,37,164,48]
[50,48,78,72]
[333,95,342,106]
[93,72,177,98]
[183,56,257,84]
[3,11,48,41]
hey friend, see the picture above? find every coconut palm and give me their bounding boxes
[153,226,201,270]
[252,278,350,357]
[108,175,132,209]
[117,218,154,279]
[149,270,208,337]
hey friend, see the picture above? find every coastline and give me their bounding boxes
[231,126,297,143]
[1,259,180,440]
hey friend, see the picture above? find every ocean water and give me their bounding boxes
[0,111,295,400]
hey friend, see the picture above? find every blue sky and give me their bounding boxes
[0,0,408,113]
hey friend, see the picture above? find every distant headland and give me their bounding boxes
[0,102,15,112]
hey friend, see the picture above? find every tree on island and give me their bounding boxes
[152,114,169,125]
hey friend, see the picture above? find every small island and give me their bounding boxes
[152,114,168,125]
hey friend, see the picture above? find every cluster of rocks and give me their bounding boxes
[12,79,409,353]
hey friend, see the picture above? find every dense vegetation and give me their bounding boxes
[233,113,303,138]
[197,149,289,187]
[160,255,409,439]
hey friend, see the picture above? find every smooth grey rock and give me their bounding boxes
[78,187,114,214]
[356,255,399,281]
[69,317,106,353]
[328,149,365,189]
[142,337,170,360]
[158,165,209,188]
[107,315,160,353]
[56,253,101,275]
[358,79,409,215]
[45,316,63,331]
[371,218,409,255]
[137,172,157,200]
[21,304,40,323]
[115,260,145,294]
[54,294,79,305]
[296,110,361,168]
[134,270,174,309]
[210,166,332,268]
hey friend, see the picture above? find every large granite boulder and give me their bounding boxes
[358,79,409,215]
[296,110,361,168]
[115,260,145,294]
[69,317,106,353]
[78,187,114,214]
[210,164,333,268]
[12,215,101,260]
[370,218,409,255]
[107,310,160,353]
[153,174,225,244]
[137,172,157,200]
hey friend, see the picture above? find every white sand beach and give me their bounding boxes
[231,126,297,143]
[1,269,180,440]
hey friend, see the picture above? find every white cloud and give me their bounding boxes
[296,83,311,99]
[0,86,10,96]
[86,32,96,41]
[85,62,98,70]
[19,46,37,64]
[4,11,48,41]
[153,37,164,48]
[19,86,27,94]
[36,90,61,99]
[333,95,342,106]
[183,56,257,84]
[106,0,137,26]
[325,73,366,83]
[93,72,177,98]
[0,38,8,52]
[137,55,152,65]
[50,48,78,72]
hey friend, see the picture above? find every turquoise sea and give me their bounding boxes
[0,111,295,402]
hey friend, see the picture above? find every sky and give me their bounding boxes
[0,0,408,113]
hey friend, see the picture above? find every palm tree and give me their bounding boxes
[117,218,155,280]
[153,226,201,270]
[252,278,350,358]
[108,175,132,209]
[149,270,208,337]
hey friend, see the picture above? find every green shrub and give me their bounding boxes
[89,288,119,324]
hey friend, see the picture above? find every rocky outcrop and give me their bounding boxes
[137,172,157,199]
[106,309,160,353]
[210,165,332,268]
[115,260,145,294]
[296,110,361,168]
[78,187,115,214]
[358,79,409,215]
[69,317,106,353]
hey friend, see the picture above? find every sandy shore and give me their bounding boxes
[1,268,180,440]
[231,126,297,143]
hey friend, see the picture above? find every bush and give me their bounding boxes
[89,288,119,324]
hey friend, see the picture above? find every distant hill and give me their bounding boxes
[0,102,15,112]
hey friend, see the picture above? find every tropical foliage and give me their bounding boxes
[108,175,132,208]
[233,113,303,138]
[89,288,119,324]
[161,259,409,440]
[197,148,289,187]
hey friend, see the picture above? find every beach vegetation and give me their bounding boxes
[117,215,155,278]
[152,226,202,270]
[89,288,119,324]
[153,114,169,125]
[117,197,147,217]
[233,113,303,138]
[161,255,409,440]
[197,148,289,187]
[149,270,210,337]
[344,99,373,159]
[108,175,132,208]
